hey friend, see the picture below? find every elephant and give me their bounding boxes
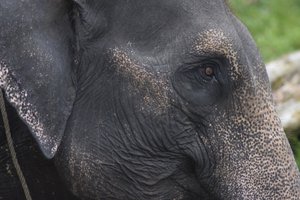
[0,0,299,199]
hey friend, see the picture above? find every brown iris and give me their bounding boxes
[204,66,214,76]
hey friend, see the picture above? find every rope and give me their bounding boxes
[0,89,32,200]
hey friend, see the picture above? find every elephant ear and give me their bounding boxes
[0,0,76,158]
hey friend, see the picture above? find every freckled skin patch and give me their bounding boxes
[0,61,57,155]
[211,94,300,199]
[111,48,171,114]
[193,30,300,199]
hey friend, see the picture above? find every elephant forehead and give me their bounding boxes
[110,48,171,113]
[193,29,240,80]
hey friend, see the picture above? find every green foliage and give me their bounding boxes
[229,0,300,62]
[229,0,300,167]
[288,130,300,167]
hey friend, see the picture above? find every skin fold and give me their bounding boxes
[0,0,299,199]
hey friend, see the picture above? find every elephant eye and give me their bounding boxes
[203,66,214,76]
[197,64,216,81]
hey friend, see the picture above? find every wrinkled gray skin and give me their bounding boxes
[0,0,300,199]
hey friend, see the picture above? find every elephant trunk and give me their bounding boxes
[206,88,300,199]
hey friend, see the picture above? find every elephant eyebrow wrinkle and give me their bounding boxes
[193,29,240,80]
[110,48,170,113]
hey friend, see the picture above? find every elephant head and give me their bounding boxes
[1,0,299,199]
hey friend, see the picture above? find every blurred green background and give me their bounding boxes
[229,0,300,62]
[229,0,300,167]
